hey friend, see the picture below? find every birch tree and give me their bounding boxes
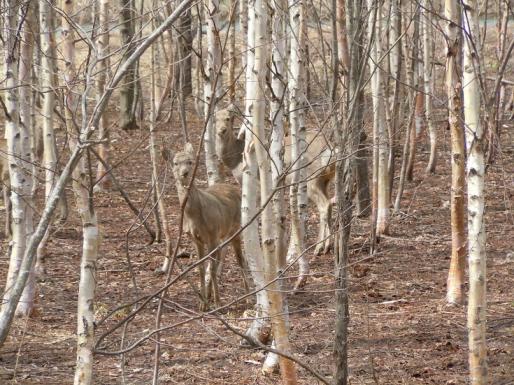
[239,0,270,347]
[462,1,487,383]
[445,0,466,305]
[36,0,61,276]
[204,0,223,184]
[60,0,102,382]
[287,0,309,288]
[422,0,436,173]
[15,0,37,317]
[95,0,112,190]
[368,0,390,236]
[251,0,297,381]
[1,0,36,318]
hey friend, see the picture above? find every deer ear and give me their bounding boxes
[184,142,194,155]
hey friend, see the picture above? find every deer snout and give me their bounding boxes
[181,170,189,179]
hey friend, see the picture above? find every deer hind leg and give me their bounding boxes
[231,235,250,292]
[309,177,332,256]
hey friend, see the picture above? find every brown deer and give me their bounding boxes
[172,143,249,310]
[215,108,335,255]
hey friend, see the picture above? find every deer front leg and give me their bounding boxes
[194,241,208,311]
[206,242,221,308]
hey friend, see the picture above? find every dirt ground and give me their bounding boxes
[0,97,513,385]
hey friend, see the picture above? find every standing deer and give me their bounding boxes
[172,143,249,310]
[215,108,335,256]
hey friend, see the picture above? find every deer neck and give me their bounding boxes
[175,181,201,214]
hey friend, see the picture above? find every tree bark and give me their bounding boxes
[423,0,436,173]
[462,1,487,383]
[95,0,112,190]
[251,0,296,380]
[119,0,138,130]
[445,0,466,306]
[204,0,223,185]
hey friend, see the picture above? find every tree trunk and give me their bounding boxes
[36,0,62,276]
[204,0,223,185]
[406,8,421,182]
[119,0,138,130]
[262,0,289,370]
[16,0,37,317]
[240,0,270,346]
[445,0,466,306]
[251,0,296,380]
[95,0,112,190]
[287,0,309,289]
[368,0,390,236]
[422,0,436,173]
[1,0,36,319]
[462,2,487,383]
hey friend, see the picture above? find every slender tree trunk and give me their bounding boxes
[240,0,270,346]
[462,2,487,383]
[423,0,436,173]
[445,0,466,306]
[368,0,389,236]
[287,0,309,289]
[387,0,401,195]
[193,4,204,117]
[204,0,223,185]
[16,0,37,317]
[251,0,296,381]
[1,0,34,318]
[95,0,112,190]
[61,0,101,383]
[119,0,138,130]
[36,0,61,276]
[228,0,237,104]
[406,8,421,182]
[149,31,174,274]
[262,0,288,370]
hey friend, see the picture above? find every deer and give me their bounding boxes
[172,142,249,310]
[215,107,335,257]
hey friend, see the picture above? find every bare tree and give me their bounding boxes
[119,0,138,130]
[462,1,487,383]
[445,0,466,305]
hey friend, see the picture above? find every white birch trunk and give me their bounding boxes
[204,0,223,185]
[1,0,24,316]
[422,1,436,173]
[16,2,37,317]
[263,0,288,370]
[368,0,389,236]
[286,0,309,287]
[61,1,101,383]
[250,0,296,380]
[240,0,269,343]
[462,1,487,383]
[95,0,111,190]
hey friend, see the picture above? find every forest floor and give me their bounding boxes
[0,98,513,385]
